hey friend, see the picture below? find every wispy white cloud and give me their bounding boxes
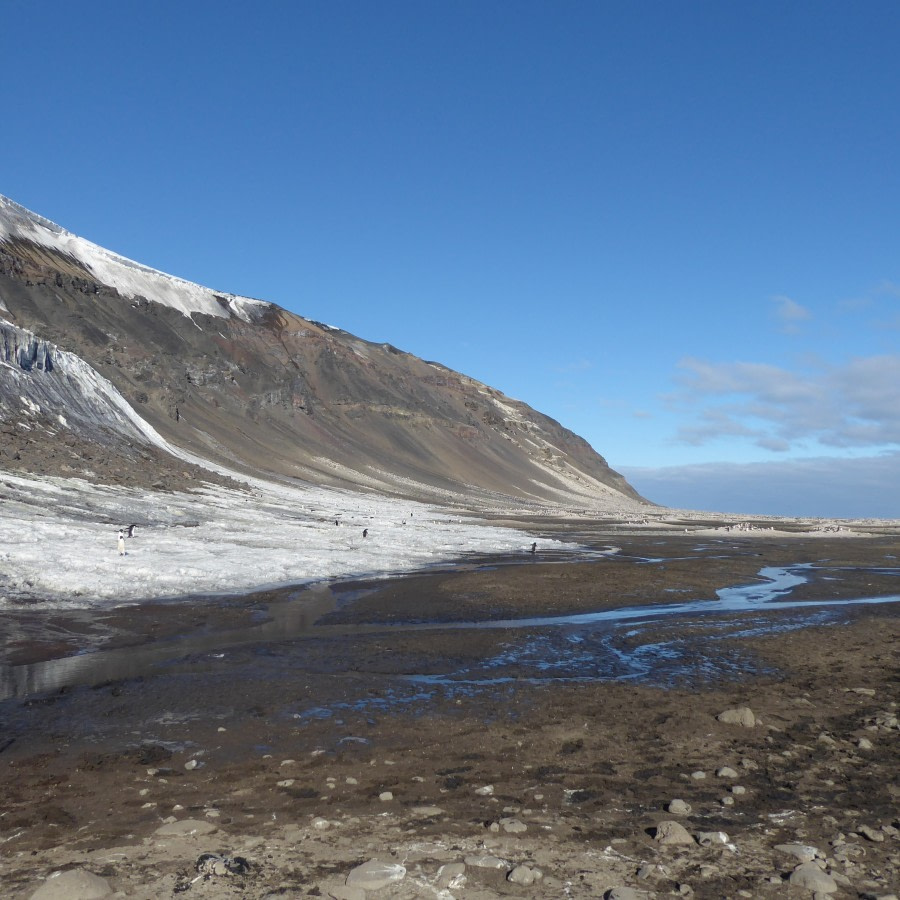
[672,354,900,452]
[772,294,812,333]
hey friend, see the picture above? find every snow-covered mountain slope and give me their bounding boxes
[0,194,649,511]
[0,195,268,323]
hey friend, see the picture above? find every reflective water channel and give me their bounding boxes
[1,559,898,702]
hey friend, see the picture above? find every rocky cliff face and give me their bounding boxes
[0,195,646,510]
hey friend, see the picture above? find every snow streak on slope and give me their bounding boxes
[0,472,562,609]
[0,195,269,323]
[0,319,174,451]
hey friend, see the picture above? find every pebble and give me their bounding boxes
[858,737,874,750]
[606,888,643,900]
[412,805,443,816]
[716,706,756,727]
[667,799,692,815]
[858,825,885,842]
[29,868,112,899]
[475,784,495,795]
[696,831,730,847]
[690,770,706,780]
[155,819,218,836]
[184,759,203,770]
[436,862,466,889]
[731,785,746,795]
[716,766,738,778]
[721,796,735,806]
[774,843,820,863]
[326,886,365,900]
[654,820,695,845]
[464,854,509,869]
[345,859,406,891]
[378,791,394,802]
[507,864,542,885]
[499,817,528,833]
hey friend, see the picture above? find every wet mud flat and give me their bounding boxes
[0,534,898,899]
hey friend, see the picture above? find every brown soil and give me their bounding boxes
[0,535,898,899]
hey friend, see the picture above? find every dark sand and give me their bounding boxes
[0,533,898,898]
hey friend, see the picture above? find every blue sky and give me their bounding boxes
[4,1,899,518]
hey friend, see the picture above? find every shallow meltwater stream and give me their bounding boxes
[1,558,899,702]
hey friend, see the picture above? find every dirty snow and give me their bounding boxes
[0,471,560,609]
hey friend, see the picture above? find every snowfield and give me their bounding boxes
[0,194,269,323]
[0,471,560,610]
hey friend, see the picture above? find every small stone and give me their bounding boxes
[412,805,443,816]
[857,737,874,750]
[717,707,756,727]
[858,825,885,842]
[29,868,112,899]
[667,799,692,815]
[774,843,820,863]
[731,785,746,795]
[499,817,527,833]
[378,791,393,802]
[184,759,203,770]
[346,776,358,784]
[155,819,218,836]
[507,865,540,885]
[606,888,642,900]
[312,817,331,830]
[326,885,366,900]
[475,784,495,795]
[716,766,738,778]
[654,820,695,845]
[789,861,837,894]
[276,779,295,787]
[690,770,706,780]
[696,831,729,847]
[721,796,735,806]
[436,862,466,889]
[699,865,717,877]
[464,854,509,869]
[345,859,406,891]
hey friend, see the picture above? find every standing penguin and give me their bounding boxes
[362,528,368,538]
[117,530,126,556]
[530,542,537,554]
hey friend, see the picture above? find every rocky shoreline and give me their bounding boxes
[0,535,898,899]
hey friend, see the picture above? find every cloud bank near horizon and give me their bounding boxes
[619,453,900,520]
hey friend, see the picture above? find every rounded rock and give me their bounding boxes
[345,859,406,891]
[654,820,695,845]
[29,869,113,899]
[788,862,837,894]
[716,707,756,727]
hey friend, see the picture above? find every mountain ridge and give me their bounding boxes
[0,194,648,512]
